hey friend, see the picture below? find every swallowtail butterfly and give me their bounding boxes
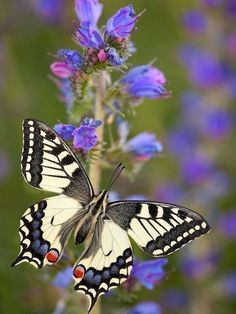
[12,119,210,312]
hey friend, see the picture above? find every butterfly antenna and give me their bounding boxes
[106,163,125,191]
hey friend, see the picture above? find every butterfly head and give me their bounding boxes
[88,190,109,217]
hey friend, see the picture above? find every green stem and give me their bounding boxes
[88,71,106,314]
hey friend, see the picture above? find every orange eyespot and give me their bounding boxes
[46,249,59,263]
[73,265,85,279]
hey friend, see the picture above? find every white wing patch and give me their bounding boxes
[21,119,94,201]
[73,220,133,313]
[12,195,83,268]
[107,201,211,257]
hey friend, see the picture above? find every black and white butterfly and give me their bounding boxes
[12,119,210,312]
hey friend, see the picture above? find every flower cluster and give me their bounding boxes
[158,2,235,312]
[50,0,168,113]
[54,117,101,152]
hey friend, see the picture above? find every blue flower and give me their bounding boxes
[161,289,189,310]
[220,272,236,297]
[180,154,214,184]
[182,10,207,33]
[58,78,75,110]
[155,182,184,204]
[53,123,76,141]
[180,45,224,88]
[72,118,102,152]
[121,65,167,99]
[75,21,104,49]
[52,267,72,289]
[218,212,236,239]
[131,258,168,289]
[75,0,103,25]
[107,48,125,66]
[124,132,163,160]
[181,251,220,279]
[105,5,138,39]
[167,126,198,157]
[200,108,231,140]
[33,0,65,23]
[128,302,161,314]
[57,49,84,70]
[126,194,146,201]
[201,0,222,6]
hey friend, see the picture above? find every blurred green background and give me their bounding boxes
[0,0,235,313]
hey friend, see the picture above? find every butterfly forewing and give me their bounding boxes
[21,119,94,203]
[106,201,210,257]
[12,195,85,268]
[73,219,133,313]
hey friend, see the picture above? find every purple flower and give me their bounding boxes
[108,191,120,202]
[128,302,161,314]
[220,272,236,297]
[124,132,163,160]
[180,45,224,88]
[53,123,76,141]
[131,258,168,289]
[52,267,72,289]
[226,32,236,56]
[33,0,65,23]
[50,61,74,79]
[201,0,222,6]
[75,21,104,49]
[155,182,184,204]
[182,10,207,33]
[167,126,198,157]
[72,118,102,152]
[105,5,138,39]
[75,0,103,25]
[181,251,220,279]
[57,49,83,70]
[201,108,231,140]
[161,289,189,310]
[59,79,74,109]
[180,154,214,184]
[126,194,146,201]
[218,212,236,238]
[107,48,125,66]
[121,65,167,99]
[226,0,236,16]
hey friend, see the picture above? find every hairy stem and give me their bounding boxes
[88,71,106,314]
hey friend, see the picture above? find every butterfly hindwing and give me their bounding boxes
[21,119,94,202]
[73,219,133,313]
[106,201,210,257]
[12,195,84,268]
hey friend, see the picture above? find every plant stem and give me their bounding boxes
[88,71,106,314]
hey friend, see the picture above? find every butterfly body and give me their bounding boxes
[12,119,211,313]
[74,190,108,244]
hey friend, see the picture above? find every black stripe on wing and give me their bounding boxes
[106,201,211,257]
[73,220,133,313]
[21,119,94,203]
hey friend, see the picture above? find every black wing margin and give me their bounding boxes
[106,201,210,257]
[21,119,94,203]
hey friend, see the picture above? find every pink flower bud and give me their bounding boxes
[97,49,108,62]
[50,61,73,78]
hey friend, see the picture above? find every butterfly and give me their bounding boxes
[12,119,211,312]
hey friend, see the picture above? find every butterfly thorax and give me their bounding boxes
[74,190,108,245]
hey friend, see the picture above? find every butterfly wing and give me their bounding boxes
[73,219,133,313]
[106,201,210,257]
[21,119,94,203]
[12,195,85,268]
